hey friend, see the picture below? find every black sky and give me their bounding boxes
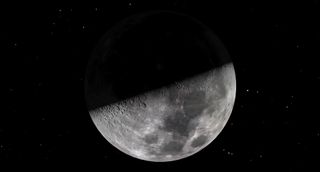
[2,0,320,170]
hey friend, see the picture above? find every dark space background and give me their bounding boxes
[2,0,320,170]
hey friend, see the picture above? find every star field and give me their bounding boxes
[2,0,320,170]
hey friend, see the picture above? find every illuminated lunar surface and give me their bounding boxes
[89,64,236,162]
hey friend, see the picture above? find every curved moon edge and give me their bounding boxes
[89,63,236,162]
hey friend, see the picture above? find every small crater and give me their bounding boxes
[140,102,147,108]
[191,135,208,148]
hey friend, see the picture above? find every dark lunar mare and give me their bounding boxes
[191,135,208,148]
[157,89,212,155]
[162,111,190,137]
[161,141,184,154]
[143,133,159,144]
[183,91,208,118]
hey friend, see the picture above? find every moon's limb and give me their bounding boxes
[90,63,236,162]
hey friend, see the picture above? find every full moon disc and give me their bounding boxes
[85,10,236,162]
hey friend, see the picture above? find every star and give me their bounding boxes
[227,151,234,156]
[0,145,4,152]
[298,69,304,73]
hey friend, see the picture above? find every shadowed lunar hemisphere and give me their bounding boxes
[85,10,236,162]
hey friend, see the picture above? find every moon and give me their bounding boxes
[85,10,236,162]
